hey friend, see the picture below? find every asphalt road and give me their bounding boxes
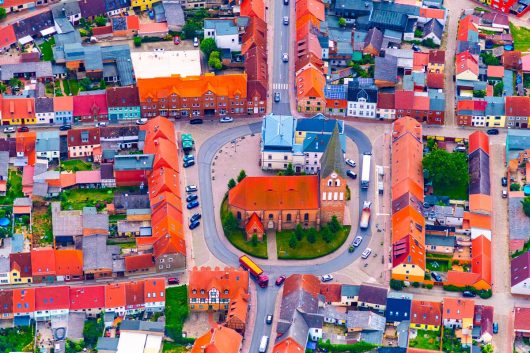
[270,0,291,115]
[198,122,374,352]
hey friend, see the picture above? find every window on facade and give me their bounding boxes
[237,212,241,220]
[269,214,273,220]
[286,214,291,222]
[304,213,309,221]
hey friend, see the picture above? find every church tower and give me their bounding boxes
[319,124,347,224]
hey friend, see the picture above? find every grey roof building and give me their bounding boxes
[425,234,457,248]
[423,19,444,43]
[120,320,165,333]
[114,155,154,171]
[36,131,60,153]
[35,97,54,114]
[105,0,131,13]
[82,234,120,272]
[320,125,345,178]
[358,284,388,307]
[162,0,185,31]
[375,55,398,84]
[96,337,119,353]
[0,62,53,81]
[347,85,378,103]
[341,284,360,298]
[346,311,386,345]
[114,193,150,211]
[364,27,383,53]
[51,0,81,21]
[82,207,109,232]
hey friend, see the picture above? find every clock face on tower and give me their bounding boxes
[330,172,337,179]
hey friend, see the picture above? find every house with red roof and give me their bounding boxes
[376,92,395,120]
[55,249,83,282]
[455,51,479,81]
[506,96,530,129]
[125,281,145,314]
[13,288,35,319]
[105,282,126,315]
[31,248,56,283]
[9,252,32,284]
[190,326,242,353]
[69,285,105,317]
[2,97,36,126]
[245,212,264,240]
[0,25,16,51]
[35,286,70,321]
[144,277,166,312]
[443,297,475,346]
[0,289,13,320]
[124,254,155,275]
[67,128,101,158]
[73,93,108,122]
[15,131,36,166]
[514,306,530,338]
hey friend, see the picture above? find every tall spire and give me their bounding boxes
[319,123,344,178]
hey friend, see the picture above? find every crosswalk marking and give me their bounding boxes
[273,83,288,90]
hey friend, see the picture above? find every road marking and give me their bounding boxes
[273,83,288,90]
[376,213,390,216]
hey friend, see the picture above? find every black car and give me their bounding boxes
[502,177,508,187]
[187,200,199,209]
[59,125,72,131]
[183,155,195,163]
[190,213,202,223]
[487,128,499,135]
[462,290,476,298]
[266,314,273,324]
[283,0,288,4]
[431,271,442,282]
[346,170,357,179]
[190,118,203,125]
[274,92,281,102]
[189,220,200,230]
[186,194,198,203]
[183,160,195,168]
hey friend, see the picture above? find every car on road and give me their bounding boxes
[283,16,289,25]
[353,236,363,247]
[168,277,179,285]
[190,118,203,125]
[266,314,273,325]
[275,275,286,286]
[186,185,198,193]
[183,155,195,163]
[136,118,148,125]
[462,290,476,298]
[59,125,72,131]
[493,322,498,334]
[361,248,372,259]
[173,36,180,45]
[274,92,281,102]
[190,213,202,223]
[220,116,234,123]
[95,122,107,127]
[345,159,356,167]
[193,37,199,47]
[189,220,200,230]
[431,271,442,282]
[283,0,288,4]
[17,126,29,132]
[187,200,199,209]
[502,189,508,198]
[346,170,357,179]
[501,177,508,187]
[321,274,333,282]
[282,53,288,62]
[186,194,198,203]
[487,128,499,135]
[348,245,356,253]
[3,127,15,133]
[412,44,420,52]
[183,160,195,168]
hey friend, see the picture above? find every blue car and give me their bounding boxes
[183,160,195,168]
[189,220,200,230]
[186,194,198,203]
[183,155,195,163]
[187,200,199,209]
[190,213,202,223]
[493,322,498,334]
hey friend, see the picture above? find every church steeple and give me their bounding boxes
[319,124,344,178]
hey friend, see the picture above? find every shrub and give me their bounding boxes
[412,282,421,288]
[307,228,317,244]
[133,36,142,47]
[479,289,492,299]
[237,170,246,183]
[328,215,341,233]
[251,234,258,247]
[289,234,297,249]
[294,224,304,241]
[511,183,521,191]
[390,279,404,291]
[425,284,433,289]
[321,226,333,243]
[227,178,236,190]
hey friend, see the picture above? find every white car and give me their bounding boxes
[283,16,289,25]
[185,184,198,193]
[321,274,333,282]
[95,122,107,127]
[193,37,199,47]
[282,53,288,62]
[345,159,356,167]
[136,118,148,125]
[3,127,15,133]
[220,117,234,123]
[361,248,372,259]
[353,236,363,247]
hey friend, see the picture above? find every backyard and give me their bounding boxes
[165,285,193,344]
[0,171,23,206]
[62,79,80,96]
[426,259,450,272]
[38,37,55,61]
[276,225,351,260]
[442,328,470,353]
[510,23,530,52]
[60,188,116,211]
[408,329,441,351]
[60,159,93,172]
[32,201,53,245]
[0,326,34,352]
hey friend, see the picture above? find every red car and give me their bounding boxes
[173,36,180,45]
[168,277,179,285]
[275,275,286,286]
[17,126,29,132]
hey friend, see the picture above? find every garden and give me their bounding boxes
[423,144,469,200]
[165,285,194,345]
[442,328,470,353]
[426,259,450,272]
[60,188,116,211]
[408,329,441,351]
[510,23,530,52]
[0,171,23,206]
[60,159,93,172]
[32,201,53,245]
[0,326,35,352]
[38,37,55,61]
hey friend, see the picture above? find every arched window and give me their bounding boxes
[269,214,274,219]
[327,179,332,186]
[237,212,241,220]
[304,213,309,221]
[286,214,292,222]
[335,179,341,187]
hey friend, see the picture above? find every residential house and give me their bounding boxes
[125,281,145,314]
[161,0,185,32]
[296,67,326,114]
[73,93,108,122]
[425,234,456,255]
[53,96,74,125]
[67,128,101,158]
[443,298,475,346]
[191,326,242,353]
[345,310,386,345]
[473,305,493,344]
[0,257,9,285]
[410,300,442,331]
[375,55,398,88]
[357,284,388,312]
[105,282,126,315]
[260,114,296,171]
[511,250,530,295]
[0,289,13,319]
[377,92,396,120]
[340,284,360,306]
[78,0,106,20]
[131,0,159,11]
[325,84,347,117]
[51,0,81,25]
[13,288,35,321]
[34,286,70,321]
[124,254,155,275]
[113,154,153,187]
[502,50,522,71]
[31,248,56,283]
[69,285,105,317]
[35,97,54,124]
[455,51,479,81]
[1,97,36,125]
[144,277,166,312]
[36,131,60,161]
[514,307,530,338]
[423,19,443,45]
[506,96,530,129]
[346,84,378,118]
[83,234,120,280]
[55,249,83,282]
[320,283,342,306]
[386,295,412,324]
[106,87,141,122]
[363,27,383,56]
[203,18,243,52]
[105,0,131,15]
[428,50,445,73]
[9,253,32,284]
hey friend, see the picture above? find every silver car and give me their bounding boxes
[353,236,363,247]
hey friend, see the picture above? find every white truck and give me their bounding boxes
[259,336,269,353]
[361,153,372,189]
[377,165,384,195]
[359,201,372,230]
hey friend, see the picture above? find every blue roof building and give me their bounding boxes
[385,297,412,323]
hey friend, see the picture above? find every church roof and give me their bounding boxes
[319,125,344,178]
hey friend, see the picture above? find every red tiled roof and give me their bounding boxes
[73,94,108,117]
[188,266,249,301]
[443,297,475,321]
[394,90,415,110]
[456,51,478,76]
[191,326,242,353]
[471,235,492,285]
[240,0,265,21]
[15,131,36,166]
[127,15,140,30]
[106,86,140,108]
[377,92,395,109]
[468,131,489,155]
[506,96,530,116]
[428,50,445,65]
[413,95,430,111]
[273,338,305,353]
[0,25,16,48]
[410,300,442,326]
[69,285,105,310]
[420,7,445,19]
[153,233,186,257]
[141,116,176,147]
[426,72,444,89]
[487,65,504,78]
[125,254,155,271]
[138,22,169,36]
[92,25,113,36]
[55,249,83,277]
[67,128,100,147]
[12,288,35,314]
[35,286,70,310]
[0,290,12,315]
[245,213,264,235]
[125,281,145,307]
[457,15,479,42]
[296,66,325,99]
[53,96,74,111]
[144,278,166,303]
[514,307,530,331]
[31,248,56,276]
[10,252,32,278]
[105,282,126,308]
[413,52,429,70]
[320,283,341,303]
[75,170,101,184]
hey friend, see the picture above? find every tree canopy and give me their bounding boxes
[521,196,530,217]
[200,37,218,57]
[422,148,469,198]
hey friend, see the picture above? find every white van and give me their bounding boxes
[259,336,269,353]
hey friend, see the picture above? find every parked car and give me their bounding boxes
[168,277,180,285]
[487,128,499,135]
[190,213,202,223]
[3,127,15,133]
[275,275,286,286]
[346,170,357,179]
[173,36,180,45]
[186,194,198,203]
[345,159,356,167]
[193,37,199,47]
[283,16,289,25]
[189,220,200,230]
[321,274,333,282]
[493,322,498,334]
[266,314,273,325]
[283,0,288,4]
[183,160,195,168]
[186,185,198,193]
[187,200,199,209]
[136,118,148,125]
[183,155,195,163]
[431,271,442,282]
[220,116,234,123]
[462,290,476,298]
[59,125,72,131]
[348,245,355,253]
[95,122,107,127]
[412,44,420,52]
[502,177,508,187]
[282,53,288,62]
[274,92,281,102]
[353,236,363,247]
[18,126,29,132]
[502,189,508,198]
[190,118,203,125]
[361,248,372,259]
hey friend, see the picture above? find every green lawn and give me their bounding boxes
[39,37,55,61]
[426,259,450,272]
[165,286,193,343]
[442,328,469,353]
[69,79,80,95]
[163,342,187,353]
[107,239,137,249]
[60,188,116,211]
[0,326,34,352]
[510,23,530,52]
[61,159,93,172]
[277,226,351,260]
[432,182,468,201]
[408,329,441,351]
[0,171,23,206]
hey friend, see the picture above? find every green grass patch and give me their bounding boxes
[165,286,194,344]
[433,182,468,201]
[426,259,450,272]
[510,23,530,52]
[60,188,115,211]
[69,79,80,95]
[0,170,23,206]
[221,198,268,259]
[0,325,35,352]
[61,159,93,172]
[62,79,71,96]
[83,317,104,348]
[107,239,136,249]
[276,225,351,260]
[443,328,470,353]
[426,252,453,259]
[408,329,441,351]
[39,37,55,61]
[163,342,187,353]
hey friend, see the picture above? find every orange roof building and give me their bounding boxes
[15,131,36,166]
[2,98,36,126]
[240,0,265,21]
[55,250,84,280]
[31,248,56,282]
[244,212,264,241]
[273,338,305,353]
[190,326,243,353]
[296,67,326,114]
[105,282,126,313]
[12,288,35,315]
[442,297,475,344]
[0,25,16,50]
[144,277,166,311]
[410,300,442,329]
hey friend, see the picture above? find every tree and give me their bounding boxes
[222,211,239,233]
[8,78,22,89]
[480,52,500,66]
[520,196,530,217]
[422,148,469,195]
[390,279,404,291]
[99,79,107,89]
[251,234,258,247]
[511,182,521,191]
[227,178,236,190]
[182,21,201,40]
[328,215,341,233]
[83,318,103,347]
[338,17,346,27]
[289,234,297,249]
[494,81,504,97]
[285,163,295,176]
[133,36,142,47]
[422,38,438,48]
[0,8,6,20]
[208,51,222,70]
[481,344,493,353]
[0,83,6,93]
[200,37,218,57]
[473,90,486,98]
[295,224,304,241]
[307,228,317,243]
[94,15,107,27]
[79,77,92,91]
[237,170,247,183]
[321,226,333,243]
